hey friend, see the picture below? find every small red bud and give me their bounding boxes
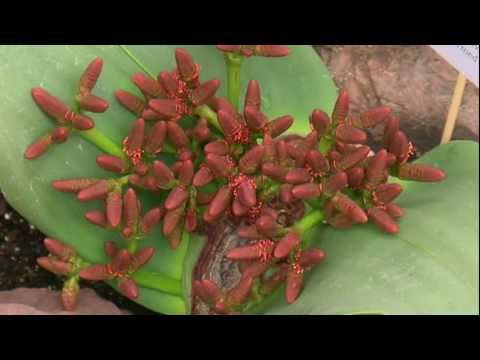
[163,207,184,237]
[236,180,257,208]
[385,203,405,219]
[123,188,139,231]
[85,210,108,228]
[43,238,75,261]
[244,107,267,131]
[53,178,99,193]
[323,172,348,195]
[397,163,446,182]
[366,149,388,186]
[106,191,123,228]
[148,98,178,118]
[310,109,330,136]
[292,183,322,200]
[140,208,163,235]
[239,145,265,174]
[175,48,199,82]
[62,278,80,311]
[274,232,301,259]
[353,106,392,129]
[193,166,215,187]
[167,121,190,150]
[336,124,367,144]
[299,248,326,268]
[286,269,303,304]
[285,168,312,184]
[70,113,95,130]
[79,264,112,281]
[346,167,365,188]
[31,88,69,124]
[115,90,145,116]
[192,118,211,142]
[37,257,73,275]
[77,94,109,113]
[144,121,167,155]
[165,187,189,211]
[51,127,70,144]
[79,57,103,94]
[207,185,233,218]
[255,45,290,57]
[238,225,262,239]
[368,207,399,234]
[232,198,249,217]
[335,145,370,171]
[332,89,349,125]
[77,180,112,202]
[373,183,403,204]
[119,278,140,300]
[279,184,294,203]
[384,115,400,148]
[269,115,294,138]
[389,131,410,164]
[245,80,261,110]
[204,140,229,156]
[332,193,368,224]
[132,72,165,99]
[24,134,52,159]
[190,79,220,106]
[185,208,198,232]
[96,155,127,174]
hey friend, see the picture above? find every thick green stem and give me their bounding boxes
[225,53,243,111]
[119,45,156,79]
[78,128,126,160]
[294,210,325,249]
[131,271,183,296]
[194,105,222,132]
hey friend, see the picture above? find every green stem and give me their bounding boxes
[225,53,243,111]
[78,128,126,160]
[294,210,325,238]
[194,105,222,132]
[119,45,156,79]
[131,271,183,296]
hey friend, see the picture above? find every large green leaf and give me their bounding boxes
[0,45,336,314]
[252,141,479,314]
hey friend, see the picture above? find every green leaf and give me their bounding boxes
[0,45,336,314]
[252,141,479,315]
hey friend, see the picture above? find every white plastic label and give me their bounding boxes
[430,45,479,87]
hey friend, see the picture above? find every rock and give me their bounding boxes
[0,288,129,315]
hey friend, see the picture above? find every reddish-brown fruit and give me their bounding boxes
[24,135,52,159]
[148,99,178,118]
[310,109,330,136]
[140,208,163,235]
[244,80,261,110]
[31,88,69,123]
[44,238,75,261]
[373,183,403,204]
[115,90,145,116]
[292,183,322,200]
[51,127,70,144]
[85,210,108,228]
[323,172,348,195]
[208,185,233,218]
[152,160,175,187]
[105,191,123,228]
[96,155,127,174]
[275,232,301,259]
[335,146,370,171]
[269,115,294,138]
[77,94,109,113]
[208,96,237,115]
[119,278,139,300]
[132,72,165,98]
[385,203,405,219]
[175,48,199,82]
[336,124,367,144]
[263,134,277,162]
[397,163,446,182]
[53,178,99,193]
[368,207,400,234]
[286,269,303,304]
[144,121,167,155]
[190,79,221,106]
[167,121,189,149]
[77,180,111,202]
[332,193,368,223]
[285,168,312,184]
[332,89,349,125]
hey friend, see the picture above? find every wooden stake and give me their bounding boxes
[440,72,467,144]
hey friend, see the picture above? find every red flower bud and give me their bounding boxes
[148,98,178,118]
[366,149,388,186]
[280,184,294,203]
[239,145,265,174]
[346,167,365,188]
[152,160,175,187]
[206,153,235,179]
[163,207,184,237]
[368,207,399,234]
[31,88,69,124]
[53,178,99,193]
[217,110,242,142]
[115,90,145,116]
[236,180,257,208]
[299,248,326,268]
[255,215,278,237]
[96,155,127,174]
[125,118,145,155]
[178,160,194,186]
[165,187,189,211]
[77,180,112,202]
[167,225,184,249]
[226,240,275,261]
[353,106,391,129]
[255,45,290,57]
[275,140,289,163]
[175,48,199,82]
[244,107,268,131]
[119,278,139,300]
[386,152,397,167]
[132,72,165,99]
[197,279,223,304]
[157,71,178,97]
[43,238,75,261]
[190,79,220,107]
[204,140,229,156]
[142,108,169,121]
[285,168,312,184]
[24,134,52,159]
[193,166,215,187]
[306,150,330,174]
[232,198,249,217]
[51,127,70,144]
[37,257,73,275]
[85,210,108,228]
[310,109,330,136]
[335,145,370,171]
[192,118,211,142]
[140,208,163,235]
[397,163,446,182]
[304,130,319,150]
[216,45,242,54]
[106,191,123,228]
[262,265,289,293]
[144,121,167,155]
[208,96,237,115]
[373,183,403,204]
[336,124,367,144]
[167,121,189,150]
[104,241,119,258]
[112,249,133,273]
[286,269,303,304]
[385,203,404,219]
[332,193,368,223]
[262,163,288,182]
[131,246,155,270]
[70,113,95,130]
[123,188,139,231]
[185,207,198,232]
[79,264,112,281]
[79,57,103,94]
[388,131,410,164]
[327,213,355,229]
[269,115,294,138]
[208,185,233,218]
[323,172,348,195]
[332,89,349,125]
[77,94,109,113]
[245,80,261,110]
[274,232,301,259]
[292,183,322,200]
[384,115,400,148]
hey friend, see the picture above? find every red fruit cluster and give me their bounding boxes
[26,46,446,314]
